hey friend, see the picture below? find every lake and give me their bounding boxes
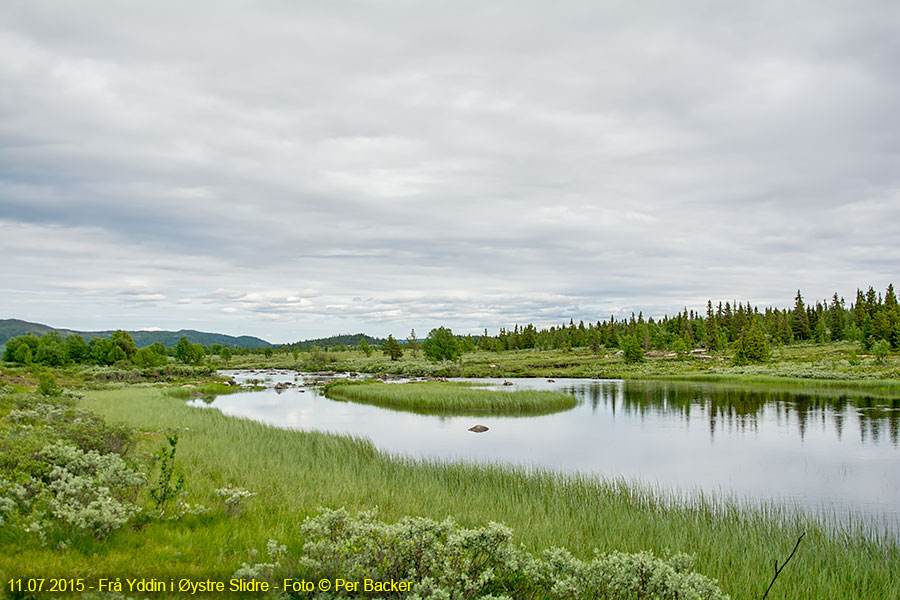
[195,370,900,533]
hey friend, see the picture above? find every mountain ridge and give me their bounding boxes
[0,318,274,349]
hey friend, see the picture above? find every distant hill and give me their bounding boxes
[291,333,385,349]
[0,319,273,349]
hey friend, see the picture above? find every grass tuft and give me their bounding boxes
[324,380,578,415]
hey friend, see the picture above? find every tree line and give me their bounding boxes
[378,284,897,364]
[3,284,897,368]
[0,330,254,368]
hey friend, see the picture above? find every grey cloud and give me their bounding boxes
[1,1,898,341]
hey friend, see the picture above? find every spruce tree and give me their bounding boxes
[622,333,644,363]
[733,321,769,364]
[744,321,770,362]
[885,284,898,310]
[382,335,403,361]
[791,290,811,340]
[406,329,420,357]
[828,293,844,341]
[704,300,720,351]
[731,303,746,341]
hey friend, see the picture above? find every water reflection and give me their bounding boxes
[603,381,900,446]
[199,371,900,531]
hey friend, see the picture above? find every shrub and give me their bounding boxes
[216,485,256,518]
[38,373,60,397]
[149,430,185,516]
[16,443,147,541]
[873,339,890,364]
[45,466,141,539]
[4,397,134,457]
[235,507,729,599]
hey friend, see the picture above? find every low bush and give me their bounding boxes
[1,388,143,544]
[216,485,256,518]
[236,507,729,599]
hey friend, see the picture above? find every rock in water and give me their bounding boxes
[468,425,489,433]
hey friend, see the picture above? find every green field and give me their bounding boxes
[323,380,578,415]
[1,374,898,599]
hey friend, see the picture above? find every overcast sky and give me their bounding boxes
[1,1,898,343]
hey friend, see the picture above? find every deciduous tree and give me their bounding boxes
[422,327,460,362]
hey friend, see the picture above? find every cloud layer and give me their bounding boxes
[2,1,898,342]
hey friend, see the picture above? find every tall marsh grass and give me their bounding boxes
[324,380,578,415]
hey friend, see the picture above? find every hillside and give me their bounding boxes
[291,333,385,349]
[0,319,273,349]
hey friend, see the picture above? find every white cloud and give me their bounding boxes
[1,1,898,342]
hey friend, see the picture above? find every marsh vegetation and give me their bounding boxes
[323,379,578,416]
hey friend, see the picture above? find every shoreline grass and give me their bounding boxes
[323,380,578,416]
[0,387,894,599]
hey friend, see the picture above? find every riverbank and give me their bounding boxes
[226,342,900,394]
[2,383,897,599]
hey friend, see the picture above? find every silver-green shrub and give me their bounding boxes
[0,477,27,526]
[235,507,729,599]
[24,442,145,540]
[216,485,256,517]
[45,466,139,538]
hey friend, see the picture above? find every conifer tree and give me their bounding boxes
[744,321,770,362]
[704,300,720,351]
[885,284,898,310]
[779,312,793,344]
[383,335,403,361]
[733,320,769,364]
[622,333,644,363]
[722,302,733,340]
[828,293,844,341]
[406,329,420,357]
[791,290,811,340]
[589,330,601,355]
[731,303,746,341]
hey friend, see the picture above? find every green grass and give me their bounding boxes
[164,381,249,401]
[323,380,578,415]
[2,386,896,599]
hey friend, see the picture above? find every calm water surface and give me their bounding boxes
[196,370,900,531]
